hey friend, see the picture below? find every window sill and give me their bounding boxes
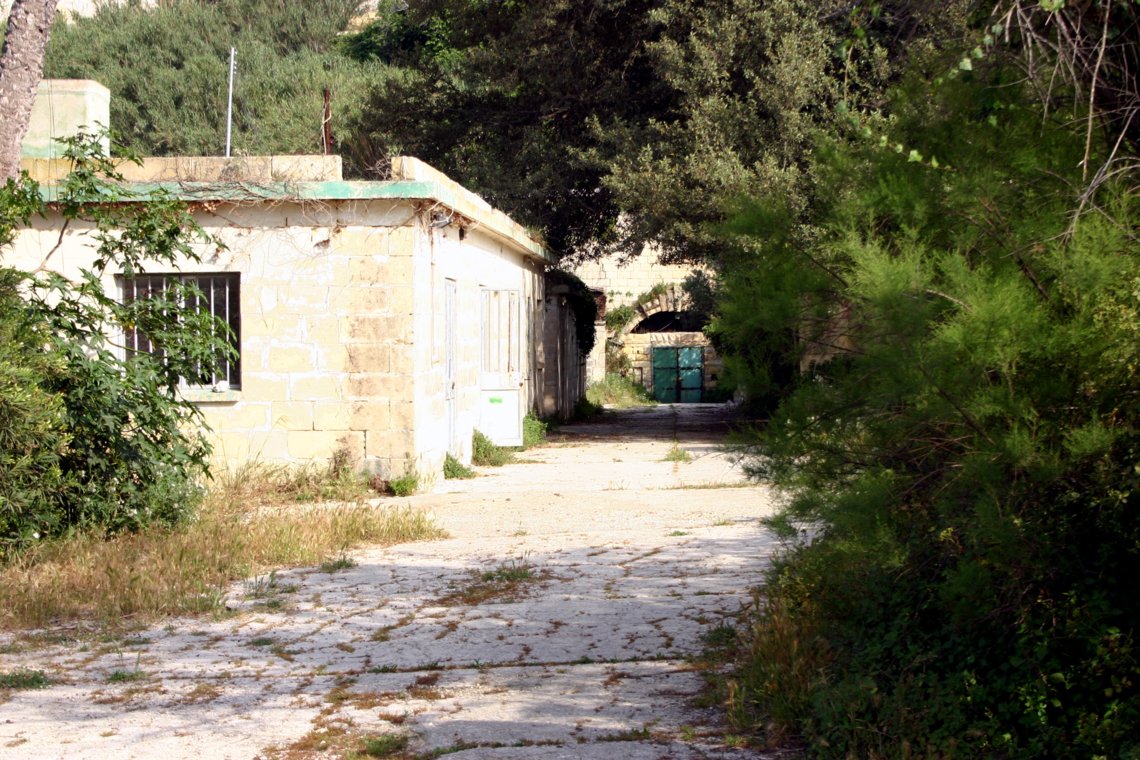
[181,388,242,404]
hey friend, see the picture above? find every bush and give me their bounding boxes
[0,139,233,558]
[443,453,476,480]
[471,430,513,467]
[585,373,656,408]
[722,61,1140,758]
[522,414,547,449]
[387,470,419,497]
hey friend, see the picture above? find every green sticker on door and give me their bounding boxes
[488,397,503,404]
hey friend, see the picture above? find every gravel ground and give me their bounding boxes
[0,404,784,759]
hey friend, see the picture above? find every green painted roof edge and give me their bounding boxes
[40,178,552,264]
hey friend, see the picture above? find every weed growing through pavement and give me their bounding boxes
[319,555,358,573]
[388,470,420,497]
[443,454,476,480]
[0,668,49,689]
[669,530,690,537]
[522,414,548,448]
[434,559,546,606]
[596,726,653,742]
[372,613,415,642]
[356,733,409,757]
[659,481,753,490]
[472,430,514,466]
[480,562,533,583]
[106,669,146,683]
[407,671,448,700]
[246,570,298,598]
[369,664,398,673]
[662,442,692,463]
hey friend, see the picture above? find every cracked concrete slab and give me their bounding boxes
[0,404,781,759]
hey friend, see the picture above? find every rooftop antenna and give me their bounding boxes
[225,47,236,157]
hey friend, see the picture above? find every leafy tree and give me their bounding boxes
[719,35,1140,758]
[344,0,972,261]
[0,136,234,558]
[341,0,677,257]
[42,0,394,164]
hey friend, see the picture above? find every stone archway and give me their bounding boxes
[608,284,724,402]
[613,283,691,343]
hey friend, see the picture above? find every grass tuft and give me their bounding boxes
[212,453,379,505]
[662,442,692,462]
[522,414,548,448]
[319,554,358,573]
[435,560,545,606]
[0,668,50,689]
[356,733,409,757]
[107,669,146,683]
[388,470,420,497]
[726,591,832,745]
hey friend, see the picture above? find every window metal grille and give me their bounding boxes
[120,273,241,390]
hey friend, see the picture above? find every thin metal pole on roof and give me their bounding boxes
[225,47,236,158]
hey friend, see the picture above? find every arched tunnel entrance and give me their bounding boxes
[610,287,724,403]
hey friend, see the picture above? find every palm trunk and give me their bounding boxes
[0,0,59,181]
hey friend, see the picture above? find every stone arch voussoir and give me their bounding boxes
[614,283,690,342]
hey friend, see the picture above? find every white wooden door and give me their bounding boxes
[444,278,459,455]
[479,288,523,446]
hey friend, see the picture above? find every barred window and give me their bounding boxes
[120,273,241,390]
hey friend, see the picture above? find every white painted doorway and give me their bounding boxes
[444,278,459,455]
[479,288,523,446]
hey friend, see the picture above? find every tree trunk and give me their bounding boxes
[0,0,59,181]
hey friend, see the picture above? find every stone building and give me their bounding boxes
[12,80,583,482]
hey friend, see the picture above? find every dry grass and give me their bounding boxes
[432,560,549,607]
[0,466,446,631]
[211,457,380,505]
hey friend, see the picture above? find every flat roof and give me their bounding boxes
[20,155,551,264]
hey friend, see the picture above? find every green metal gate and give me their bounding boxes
[651,346,703,403]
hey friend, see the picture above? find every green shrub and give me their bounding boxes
[585,373,656,408]
[388,470,419,497]
[471,430,513,467]
[604,304,636,333]
[0,139,233,558]
[723,62,1140,758]
[0,669,51,690]
[443,453,476,479]
[522,414,547,449]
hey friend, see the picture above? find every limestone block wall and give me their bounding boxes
[191,202,422,478]
[572,247,704,309]
[9,199,423,477]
